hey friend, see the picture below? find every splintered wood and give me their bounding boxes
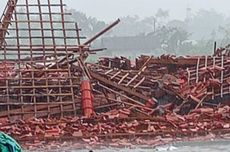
[0,0,229,150]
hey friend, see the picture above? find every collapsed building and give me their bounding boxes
[0,0,229,150]
[0,0,120,119]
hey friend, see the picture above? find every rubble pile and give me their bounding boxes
[0,105,229,149]
[0,0,229,150]
[93,55,230,114]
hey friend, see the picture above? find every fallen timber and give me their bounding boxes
[0,0,229,150]
[0,105,230,150]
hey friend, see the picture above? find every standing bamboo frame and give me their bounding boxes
[0,0,83,119]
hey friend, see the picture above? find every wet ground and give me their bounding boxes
[72,140,230,152]
[26,140,230,152]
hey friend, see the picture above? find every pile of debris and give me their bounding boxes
[0,105,229,150]
[0,0,229,150]
[93,55,230,114]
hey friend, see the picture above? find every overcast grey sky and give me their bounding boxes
[65,0,230,22]
[1,0,230,22]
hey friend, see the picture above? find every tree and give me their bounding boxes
[69,9,107,37]
[155,9,169,27]
[186,9,225,40]
[156,8,169,19]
